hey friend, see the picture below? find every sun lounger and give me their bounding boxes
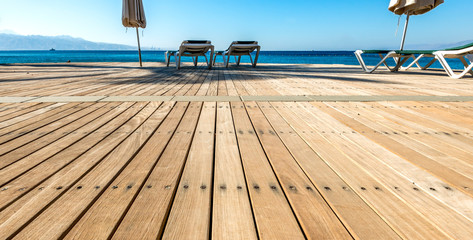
[354,50,436,73]
[434,42,473,79]
[170,40,214,69]
[223,41,261,67]
[355,42,473,78]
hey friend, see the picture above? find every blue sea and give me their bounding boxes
[0,50,465,70]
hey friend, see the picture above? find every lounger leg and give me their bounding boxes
[237,56,241,66]
[467,55,473,76]
[176,53,181,70]
[354,50,398,73]
[249,54,253,65]
[226,55,230,68]
[403,54,424,70]
[165,52,170,67]
[435,54,473,79]
[458,57,473,76]
[380,53,392,70]
[354,50,369,72]
[213,54,217,66]
[208,47,214,69]
[234,56,238,63]
[393,56,412,72]
[459,57,473,76]
[253,46,260,67]
[194,56,198,66]
[421,58,437,70]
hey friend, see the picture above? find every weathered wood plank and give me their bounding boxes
[260,101,400,239]
[0,102,120,185]
[231,102,305,239]
[162,102,216,239]
[303,102,473,239]
[212,102,257,240]
[274,102,451,239]
[245,102,352,239]
[5,102,160,240]
[0,102,137,209]
[112,102,202,239]
[63,102,184,240]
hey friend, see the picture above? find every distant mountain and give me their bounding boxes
[0,34,136,50]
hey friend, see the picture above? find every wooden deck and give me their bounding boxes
[1,62,473,239]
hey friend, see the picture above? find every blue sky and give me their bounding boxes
[0,0,471,50]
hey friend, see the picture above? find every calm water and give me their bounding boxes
[0,50,464,70]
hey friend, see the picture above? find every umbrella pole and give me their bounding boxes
[400,13,410,51]
[136,27,142,67]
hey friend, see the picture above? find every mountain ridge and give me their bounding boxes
[0,33,136,50]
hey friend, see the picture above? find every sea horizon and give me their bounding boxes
[0,50,465,70]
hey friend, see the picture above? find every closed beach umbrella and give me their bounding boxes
[388,0,443,50]
[122,0,146,67]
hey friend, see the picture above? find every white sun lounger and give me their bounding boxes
[354,50,431,73]
[169,40,214,70]
[434,43,473,79]
[223,41,261,67]
[355,42,473,78]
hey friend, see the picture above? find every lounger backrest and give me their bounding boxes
[182,40,211,44]
[226,41,259,53]
[180,40,212,54]
[234,41,258,45]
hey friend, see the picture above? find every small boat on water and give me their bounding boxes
[49,48,56,51]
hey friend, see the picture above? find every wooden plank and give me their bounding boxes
[375,102,473,155]
[130,69,183,96]
[234,69,258,95]
[0,102,99,166]
[98,70,166,96]
[149,69,195,96]
[347,102,473,175]
[0,102,93,146]
[245,102,352,239]
[0,102,62,129]
[168,70,204,96]
[161,102,216,239]
[224,70,239,96]
[260,101,400,239]
[217,69,228,96]
[63,102,184,240]
[114,68,184,96]
[231,102,305,239]
[0,102,83,141]
[2,102,161,240]
[211,102,257,239]
[323,102,473,222]
[185,70,208,96]
[25,69,140,97]
[206,69,219,96]
[112,102,202,239]
[195,70,213,96]
[305,102,473,239]
[317,102,473,198]
[0,102,136,209]
[273,102,451,239]
[224,69,249,95]
[0,102,120,186]
[0,102,42,118]
[393,101,473,130]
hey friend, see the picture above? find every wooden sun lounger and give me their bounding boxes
[222,41,261,68]
[167,40,214,70]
